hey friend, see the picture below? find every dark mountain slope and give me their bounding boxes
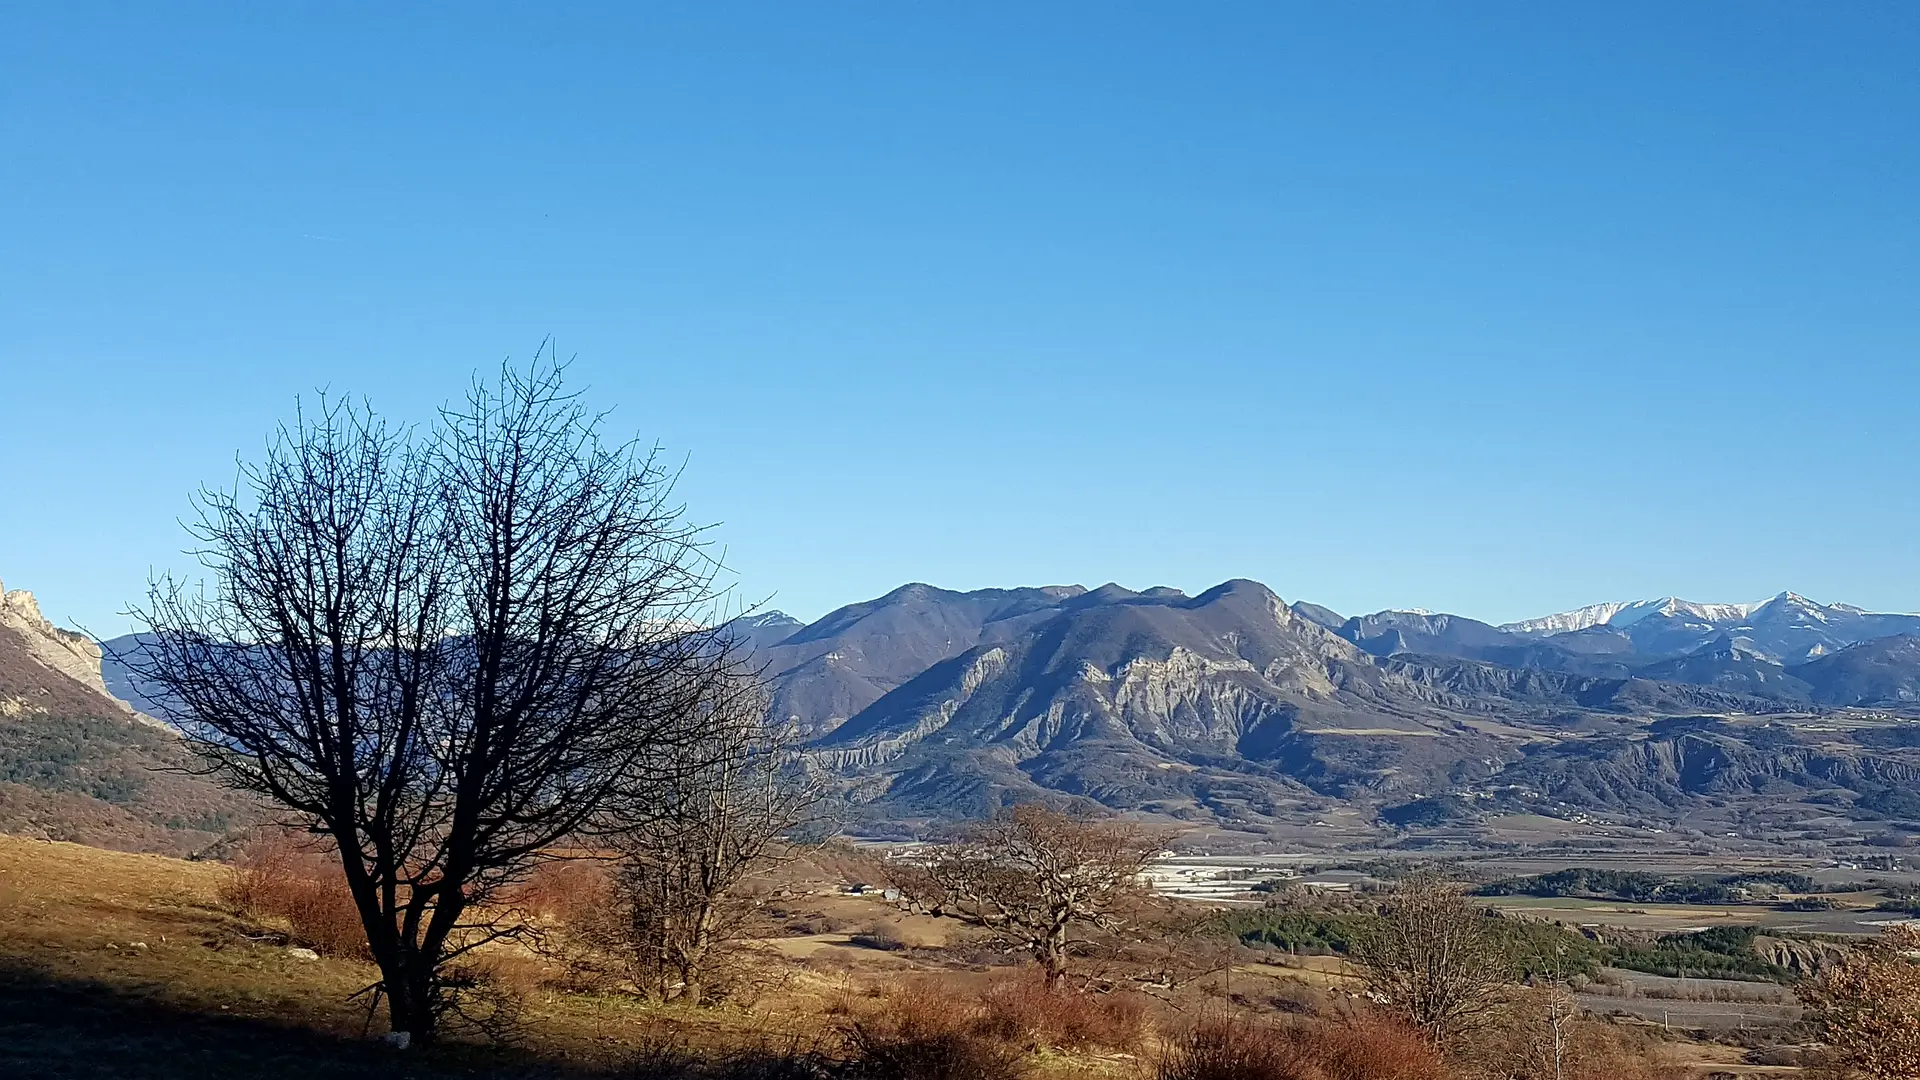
[1633,636,1814,703]
[1377,654,1789,715]
[1339,611,1516,659]
[1792,635,1920,706]
[1337,611,1628,677]
[750,583,1088,736]
[1496,717,1920,815]
[1289,601,1347,631]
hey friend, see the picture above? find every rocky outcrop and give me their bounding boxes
[810,646,1014,769]
[1753,935,1849,977]
[0,577,136,721]
[0,579,114,699]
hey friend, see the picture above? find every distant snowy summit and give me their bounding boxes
[1501,592,1892,636]
[1493,592,1920,664]
[1504,597,1768,635]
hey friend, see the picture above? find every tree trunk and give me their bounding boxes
[385,959,438,1045]
[1043,923,1069,990]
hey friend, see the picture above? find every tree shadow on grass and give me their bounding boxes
[0,959,582,1079]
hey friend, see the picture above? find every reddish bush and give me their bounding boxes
[218,829,369,960]
[1301,1019,1449,1080]
[506,858,613,925]
[975,973,1146,1052]
[1158,1016,1450,1080]
[840,983,1027,1080]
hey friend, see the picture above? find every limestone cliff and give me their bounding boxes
[0,576,130,718]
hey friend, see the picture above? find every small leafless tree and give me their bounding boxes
[892,803,1166,991]
[1352,872,1512,1042]
[122,360,739,1045]
[608,676,827,1003]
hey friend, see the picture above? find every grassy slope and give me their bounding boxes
[0,835,1135,1079]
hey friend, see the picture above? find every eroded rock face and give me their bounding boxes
[1753,935,1848,977]
[0,577,119,702]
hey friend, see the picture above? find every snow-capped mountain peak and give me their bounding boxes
[1497,600,1645,636]
[1499,593,1920,664]
[1500,597,1763,636]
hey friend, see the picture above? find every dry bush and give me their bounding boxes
[891,804,1168,990]
[1158,1016,1449,1080]
[508,857,614,925]
[510,858,630,992]
[1306,1019,1455,1080]
[218,828,368,960]
[849,923,909,952]
[974,972,1146,1052]
[1799,923,1920,1079]
[1353,873,1508,1040]
[839,983,1028,1080]
[1452,990,1686,1080]
[514,856,794,1005]
[460,950,552,1000]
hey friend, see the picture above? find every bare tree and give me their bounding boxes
[609,676,826,1003]
[1352,872,1512,1042]
[893,803,1166,990]
[122,361,738,1045]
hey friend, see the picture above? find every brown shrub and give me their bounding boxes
[974,972,1146,1052]
[218,829,368,960]
[1305,1019,1451,1080]
[507,857,614,925]
[1453,991,1687,1080]
[849,923,910,952]
[840,983,1027,1080]
[508,858,629,991]
[1158,1016,1450,1080]
[837,971,1146,1074]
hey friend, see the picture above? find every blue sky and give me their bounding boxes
[3,3,1918,635]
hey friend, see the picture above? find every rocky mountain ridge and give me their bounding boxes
[707,581,1920,829]
[76,575,1920,835]
[0,578,132,719]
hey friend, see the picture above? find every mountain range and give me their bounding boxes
[701,583,1920,833]
[31,574,1920,845]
